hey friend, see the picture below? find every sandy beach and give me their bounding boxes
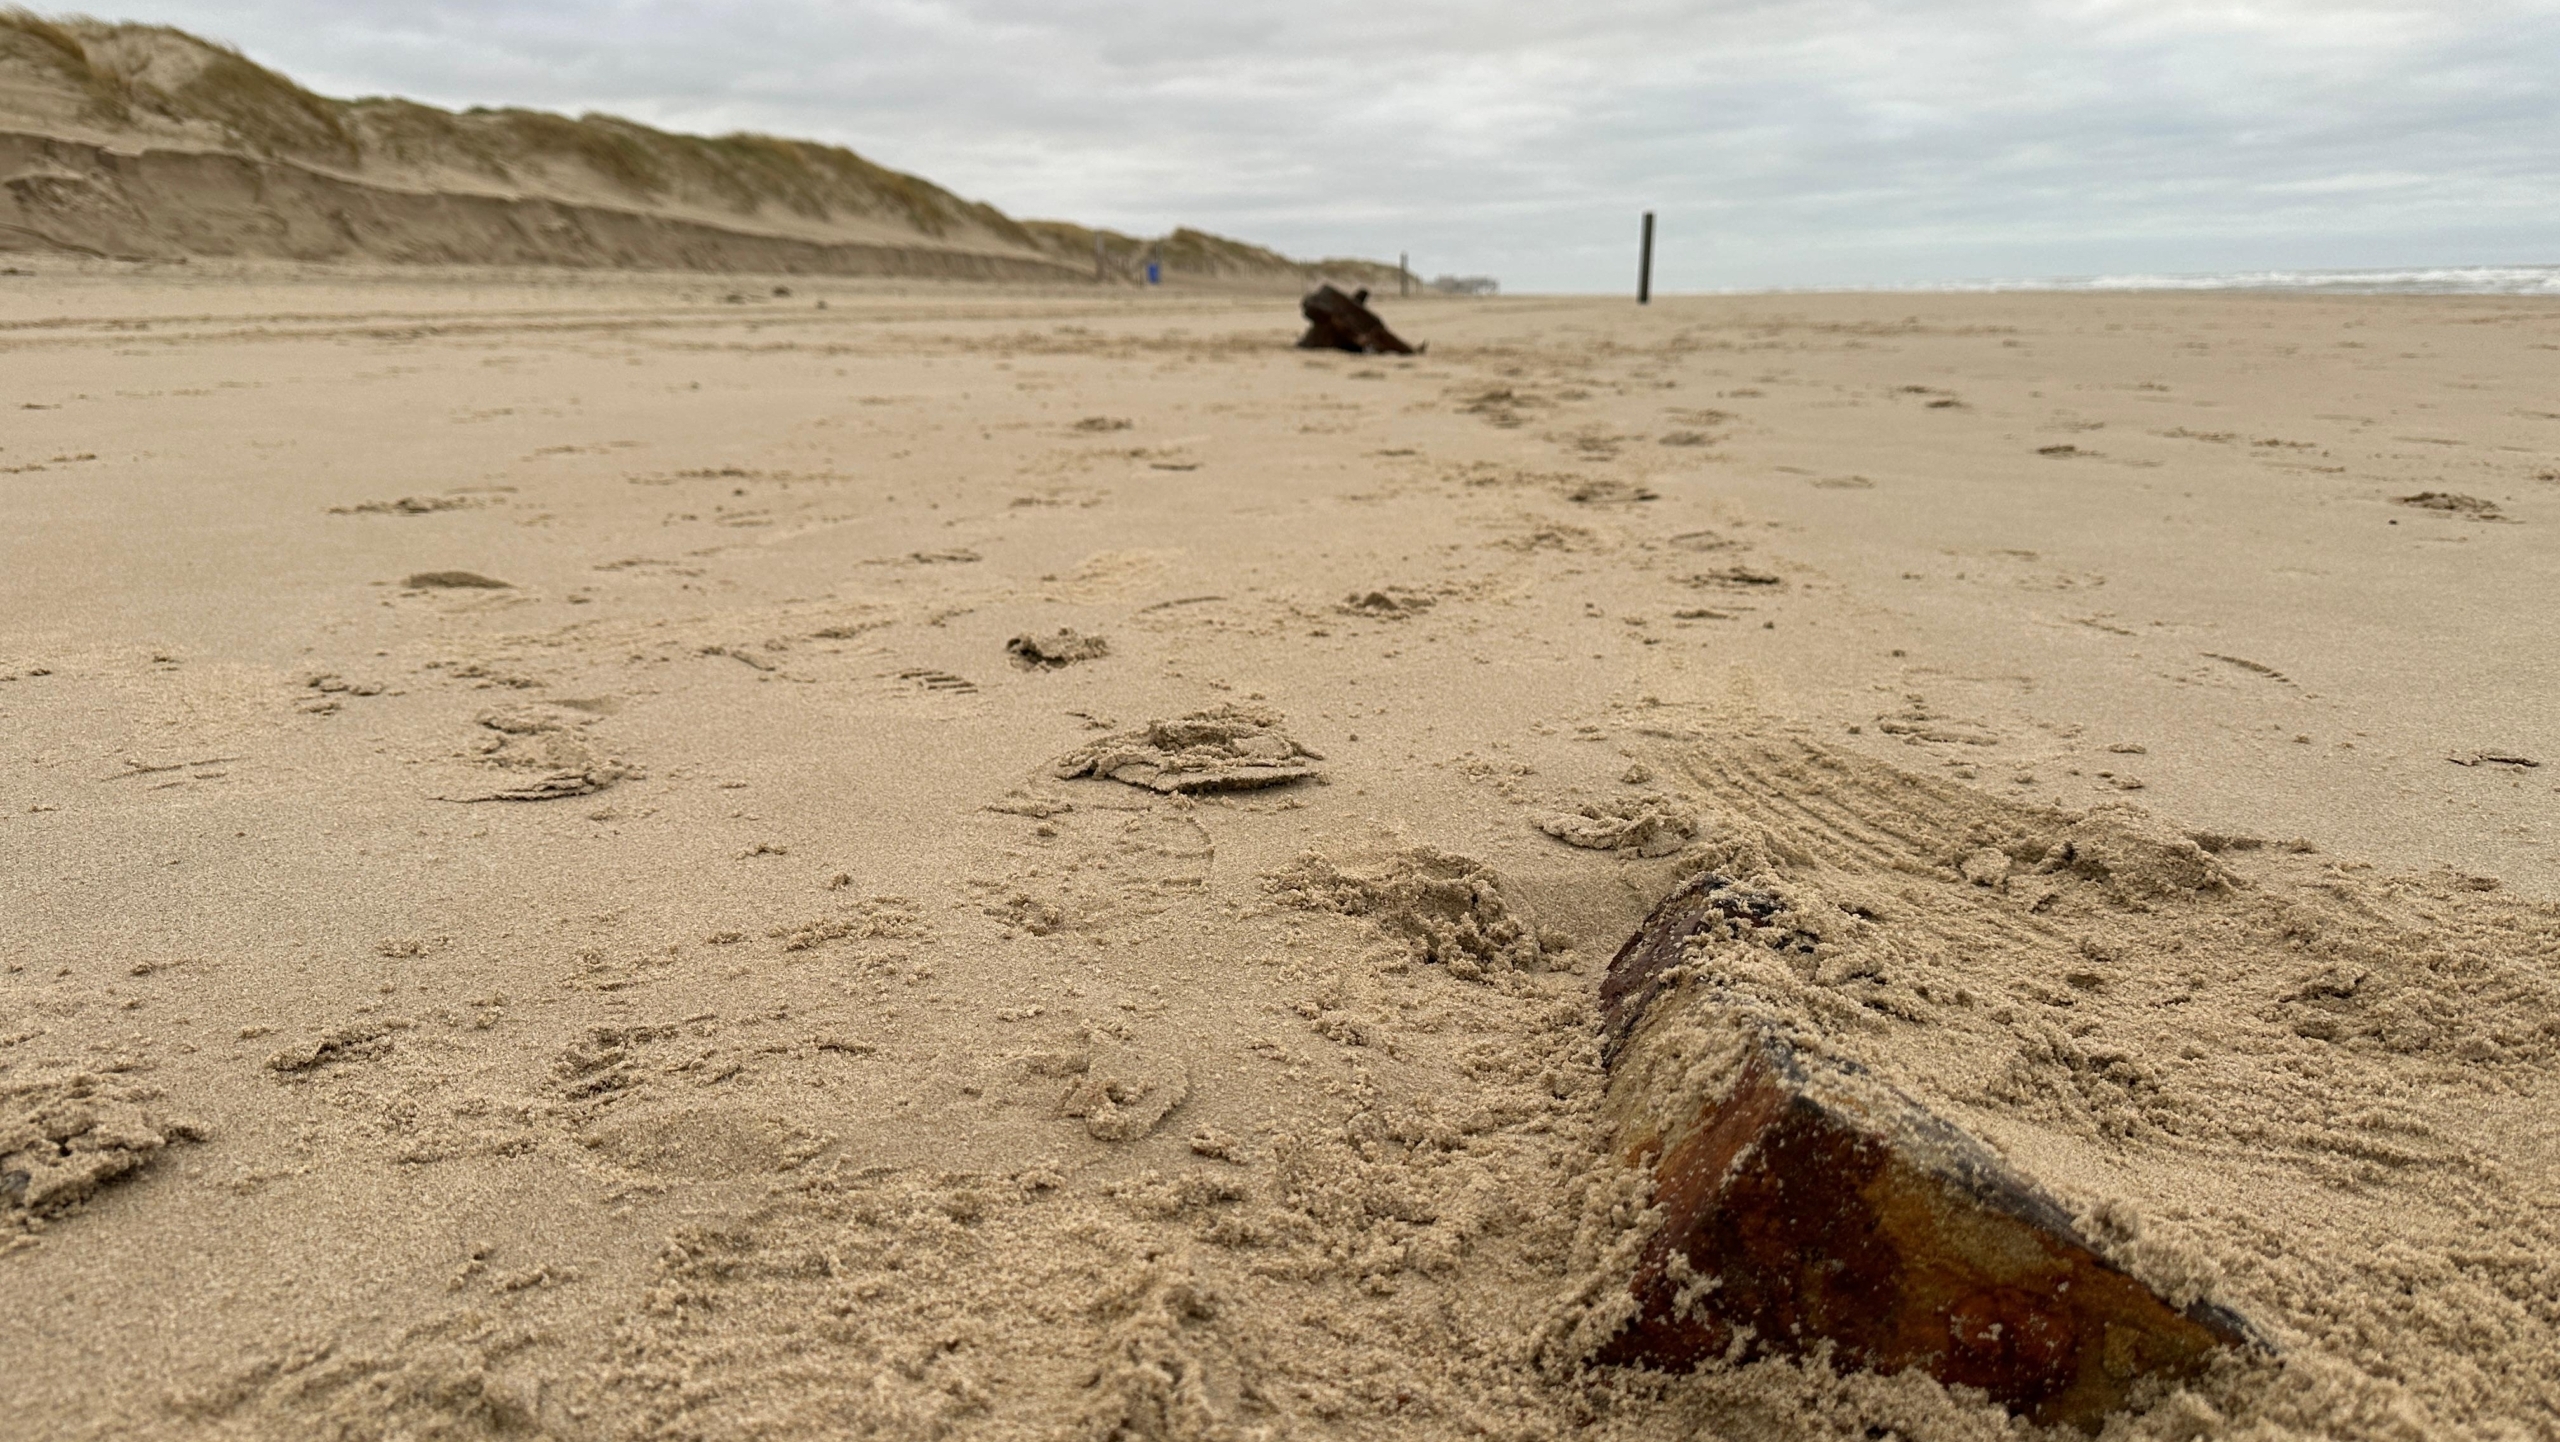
[4,263,2557,1440]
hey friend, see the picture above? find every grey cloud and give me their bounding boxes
[99,0,2560,289]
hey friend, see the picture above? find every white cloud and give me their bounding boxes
[94,0,2560,289]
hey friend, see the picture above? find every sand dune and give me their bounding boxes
[0,14,1401,287]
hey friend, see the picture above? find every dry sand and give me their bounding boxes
[2,261,2555,1441]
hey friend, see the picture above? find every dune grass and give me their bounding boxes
[1,8,129,122]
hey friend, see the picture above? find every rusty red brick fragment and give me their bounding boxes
[1594,874,2264,1432]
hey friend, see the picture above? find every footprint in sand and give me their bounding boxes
[1339,588,1435,619]
[581,1104,816,1179]
[1043,548,1178,603]
[438,703,639,802]
[1562,477,1659,505]
[1006,629,1110,668]
[298,670,385,714]
[2394,491,2507,521]
[334,496,473,516]
[1057,1046,1191,1142]
[899,668,979,695]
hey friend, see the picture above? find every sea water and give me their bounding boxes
[1924,264,2560,296]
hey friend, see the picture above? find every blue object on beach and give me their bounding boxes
[1146,261,1161,285]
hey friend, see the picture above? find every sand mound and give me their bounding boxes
[1053,703,1324,794]
[1536,794,1700,856]
[5,1072,202,1240]
[1265,846,1550,979]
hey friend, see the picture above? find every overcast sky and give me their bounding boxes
[97,1,2560,291]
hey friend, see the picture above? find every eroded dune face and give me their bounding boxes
[0,15,1413,291]
[1,274,2554,1441]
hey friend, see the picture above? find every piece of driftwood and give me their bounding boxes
[1592,872,2265,1432]
[1297,284,1419,355]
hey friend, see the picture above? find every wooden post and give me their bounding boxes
[1095,232,1105,283]
[1638,211,1655,305]
[1400,252,1410,298]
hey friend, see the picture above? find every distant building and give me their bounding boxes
[1430,275,1499,296]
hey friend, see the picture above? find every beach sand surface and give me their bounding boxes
[4,264,2556,1440]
